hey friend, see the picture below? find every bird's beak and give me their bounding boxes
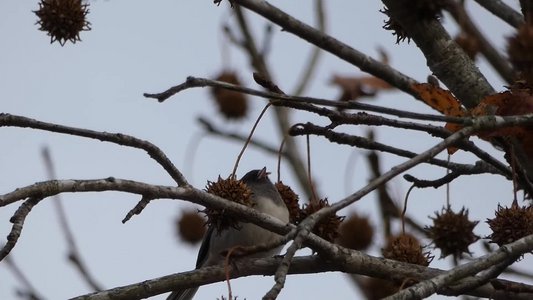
[257,167,270,179]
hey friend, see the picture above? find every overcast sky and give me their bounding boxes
[1,1,529,299]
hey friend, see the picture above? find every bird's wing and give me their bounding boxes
[195,225,214,268]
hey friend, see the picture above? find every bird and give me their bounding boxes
[167,167,290,300]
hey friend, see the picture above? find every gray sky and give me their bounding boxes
[1,1,529,299]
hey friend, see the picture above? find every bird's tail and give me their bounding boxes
[166,287,199,300]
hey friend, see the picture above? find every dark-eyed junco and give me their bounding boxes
[167,167,290,300]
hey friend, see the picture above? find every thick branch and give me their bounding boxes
[448,1,515,83]
[71,253,533,300]
[381,0,495,108]
[232,0,421,100]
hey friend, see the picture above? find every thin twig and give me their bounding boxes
[306,135,318,202]
[291,0,325,96]
[231,103,271,177]
[276,136,287,182]
[232,5,312,198]
[0,198,41,261]
[41,147,103,291]
[122,195,153,223]
[4,255,43,300]
[197,117,283,157]
[289,123,500,175]
[403,172,462,189]
[144,76,465,123]
[401,185,415,234]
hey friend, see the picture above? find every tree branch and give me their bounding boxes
[474,0,524,28]
[0,113,188,187]
[231,0,421,100]
[381,0,495,107]
[70,253,533,300]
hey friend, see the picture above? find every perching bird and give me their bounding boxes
[167,167,290,300]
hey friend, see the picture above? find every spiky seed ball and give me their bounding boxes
[487,201,533,246]
[411,0,447,20]
[275,181,300,224]
[508,25,533,85]
[299,198,344,242]
[337,213,374,251]
[203,176,253,233]
[381,7,410,44]
[34,0,91,46]
[454,32,480,60]
[176,210,206,245]
[360,277,398,300]
[381,0,447,44]
[426,206,479,259]
[382,233,432,266]
[211,71,248,120]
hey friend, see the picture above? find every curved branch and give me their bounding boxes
[0,113,188,187]
[0,178,290,235]
[0,198,41,261]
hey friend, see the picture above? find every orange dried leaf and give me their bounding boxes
[470,91,533,160]
[444,123,463,154]
[411,83,466,117]
[412,83,467,155]
[331,74,393,102]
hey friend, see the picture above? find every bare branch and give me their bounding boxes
[70,252,533,300]
[144,76,463,123]
[0,198,41,261]
[448,1,515,83]
[4,255,43,300]
[289,122,498,174]
[0,178,291,236]
[232,5,312,199]
[197,117,285,157]
[231,0,421,100]
[474,0,524,28]
[42,147,104,291]
[291,0,325,96]
[383,234,533,299]
[0,113,188,187]
[403,172,462,189]
[381,0,495,107]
